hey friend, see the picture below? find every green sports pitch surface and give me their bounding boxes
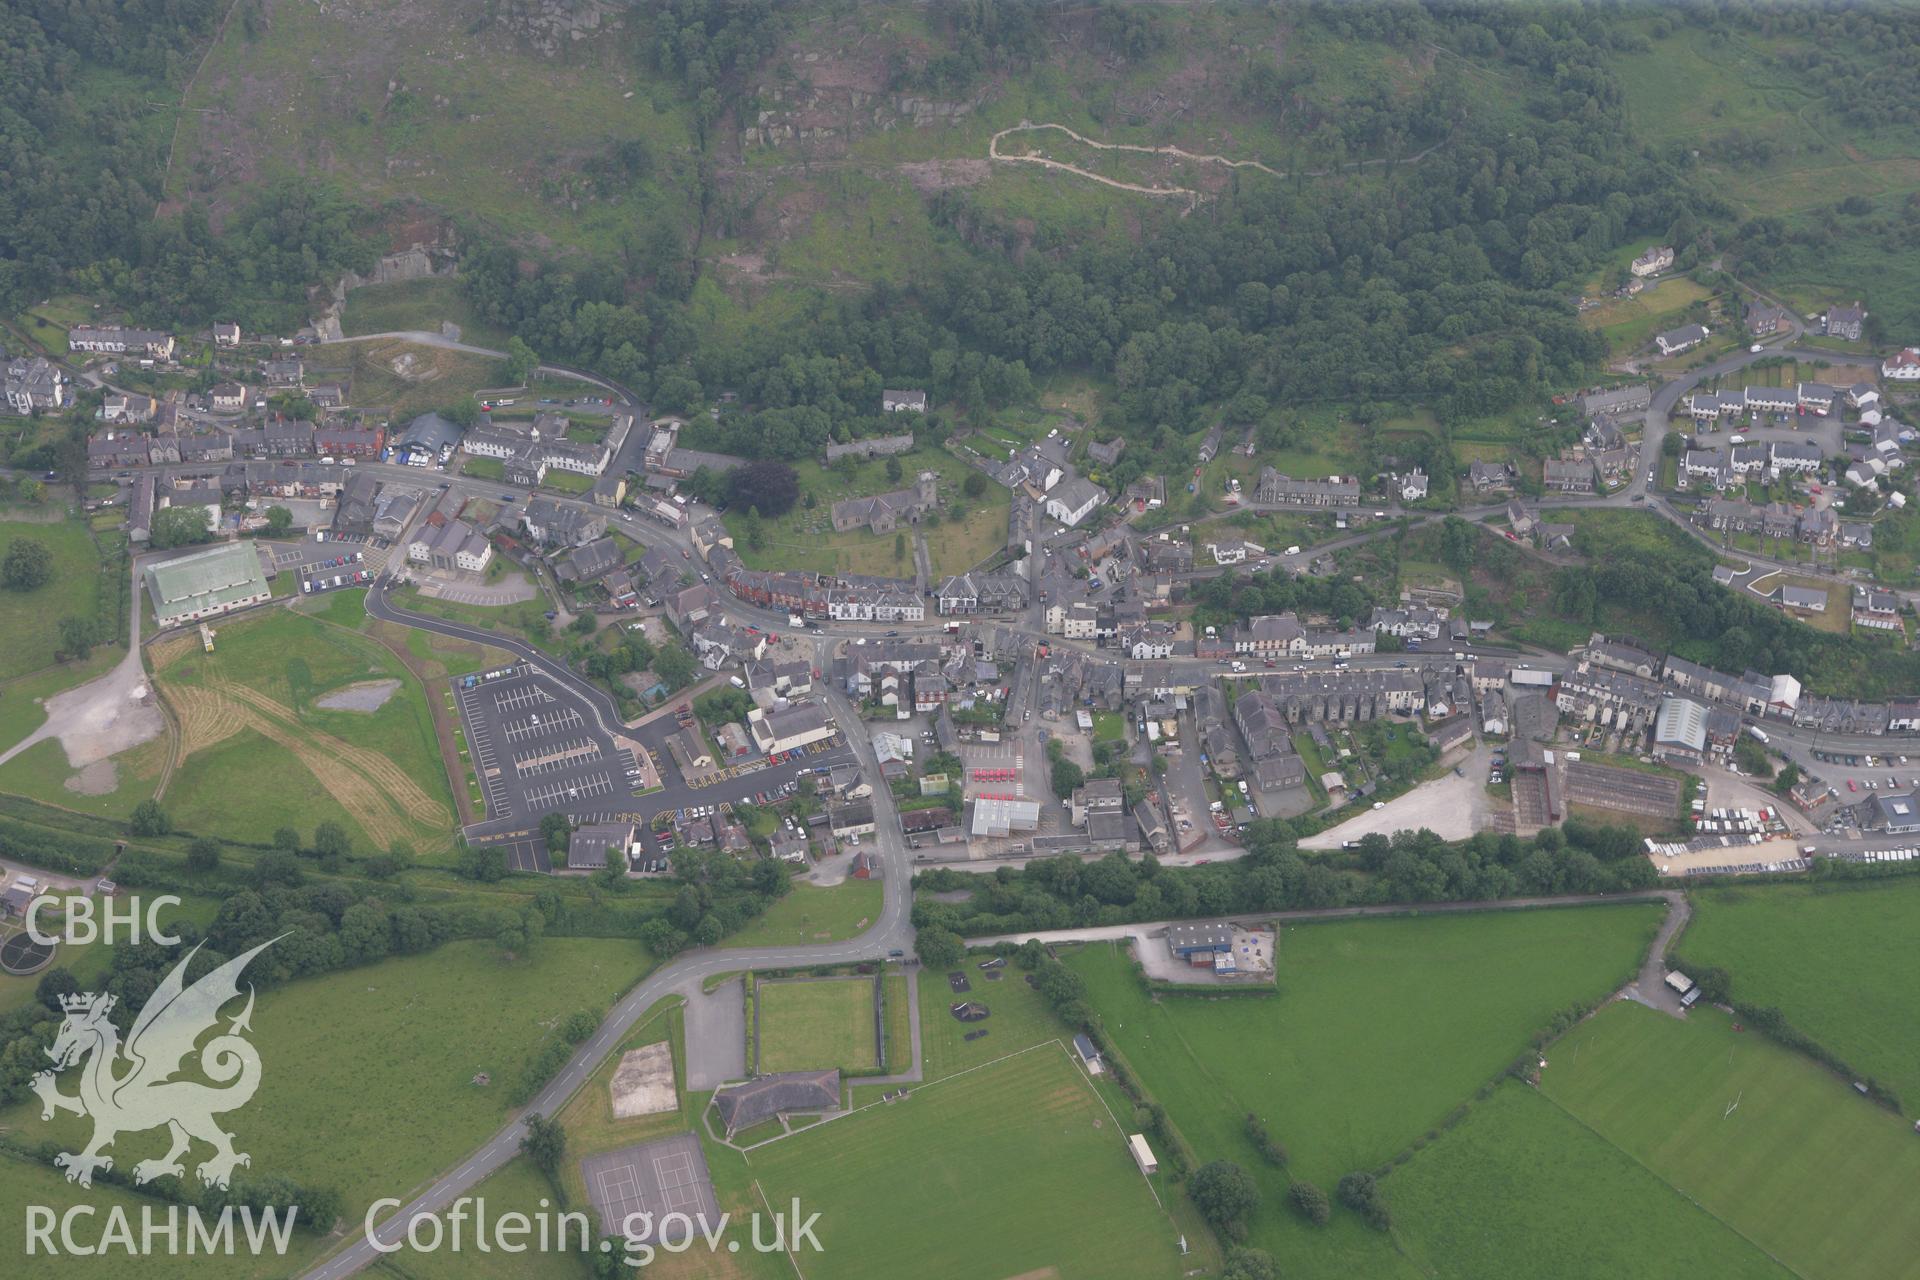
[1541,1001,1920,1280]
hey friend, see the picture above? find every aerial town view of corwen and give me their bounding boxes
[5,1,1920,1277]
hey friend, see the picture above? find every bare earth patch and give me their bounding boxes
[609,1041,678,1119]
[37,668,166,768]
[316,678,403,712]
[63,760,119,797]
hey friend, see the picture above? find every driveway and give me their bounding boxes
[1620,891,1692,1018]
[416,573,538,606]
[1299,740,1494,849]
[682,976,747,1090]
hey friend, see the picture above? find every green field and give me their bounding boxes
[755,977,877,1074]
[1388,1082,1789,1280]
[303,339,503,418]
[917,957,1064,1081]
[388,584,554,649]
[721,447,1008,580]
[749,1045,1179,1280]
[1543,1002,1920,1280]
[1069,905,1662,1278]
[0,1150,308,1279]
[339,276,512,350]
[167,0,694,260]
[368,1156,591,1280]
[1,938,647,1231]
[153,609,456,853]
[0,517,115,680]
[1681,878,1920,1105]
[721,879,881,947]
[1580,277,1717,355]
[880,973,911,1073]
[0,732,167,821]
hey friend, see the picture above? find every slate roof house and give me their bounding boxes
[408,517,493,575]
[5,357,67,413]
[68,325,174,359]
[831,473,937,534]
[1655,323,1708,356]
[712,1071,841,1136]
[522,496,608,548]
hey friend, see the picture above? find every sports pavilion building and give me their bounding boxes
[143,542,271,629]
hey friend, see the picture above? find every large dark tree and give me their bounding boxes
[1190,1160,1261,1236]
[726,461,800,517]
[1,538,52,590]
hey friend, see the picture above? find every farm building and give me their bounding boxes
[1166,921,1234,962]
[143,542,271,629]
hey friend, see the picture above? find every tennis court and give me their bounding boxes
[580,1133,720,1242]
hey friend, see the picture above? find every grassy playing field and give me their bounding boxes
[755,977,878,1074]
[152,609,455,852]
[1069,904,1661,1279]
[1680,877,1920,1108]
[749,1044,1180,1280]
[0,938,647,1232]
[0,516,114,680]
[1542,1002,1920,1280]
[720,880,882,948]
[1388,1082,1790,1280]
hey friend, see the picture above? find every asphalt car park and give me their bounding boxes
[454,663,624,824]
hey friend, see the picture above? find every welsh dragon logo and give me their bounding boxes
[31,938,278,1190]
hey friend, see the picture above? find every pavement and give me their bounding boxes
[1299,741,1496,850]
[682,977,747,1090]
